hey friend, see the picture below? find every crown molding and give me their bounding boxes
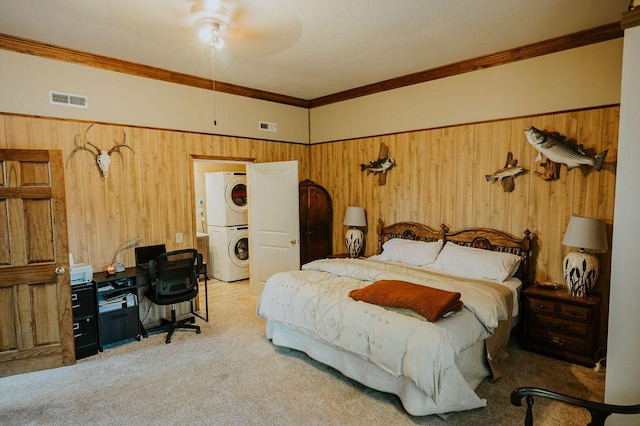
[621,8,640,29]
[0,22,623,109]
[0,33,309,108]
[308,22,623,108]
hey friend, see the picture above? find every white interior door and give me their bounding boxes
[247,161,299,296]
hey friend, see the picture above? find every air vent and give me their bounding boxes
[258,121,277,132]
[49,91,88,108]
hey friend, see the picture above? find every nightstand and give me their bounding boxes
[521,285,600,367]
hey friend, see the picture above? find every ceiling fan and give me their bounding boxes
[182,0,302,57]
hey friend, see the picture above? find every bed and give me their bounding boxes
[257,220,532,416]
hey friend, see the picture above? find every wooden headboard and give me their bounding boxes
[376,219,533,284]
[376,220,446,250]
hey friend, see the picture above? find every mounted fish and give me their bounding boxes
[361,142,395,186]
[524,126,608,172]
[486,152,527,193]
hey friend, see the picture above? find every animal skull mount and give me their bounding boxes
[72,123,135,178]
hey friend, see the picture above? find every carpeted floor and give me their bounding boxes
[0,280,605,425]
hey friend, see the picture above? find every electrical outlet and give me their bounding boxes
[175,232,183,243]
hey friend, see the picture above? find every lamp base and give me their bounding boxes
[563,250,599,297]
[345,228,364,258]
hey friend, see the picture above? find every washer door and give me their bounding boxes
[225,175,247,214]
[228,229,249,268]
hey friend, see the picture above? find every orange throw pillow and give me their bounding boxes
[349,279,463,322]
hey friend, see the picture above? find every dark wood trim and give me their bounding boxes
[0,33,309,108]
[308,22,623,108]
[191,154,255,162]
[622,8,640,29]
[1,22,623,109]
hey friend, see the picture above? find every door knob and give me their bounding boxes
[55,266,65,276]
[290,239,298,246]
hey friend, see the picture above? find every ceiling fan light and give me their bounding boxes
[197,24,215,43]
[211,36,225,49]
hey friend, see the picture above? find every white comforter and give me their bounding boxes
[257,258,511,407]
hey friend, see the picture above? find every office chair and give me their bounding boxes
[146,248,202,343]
[511,387,640,426]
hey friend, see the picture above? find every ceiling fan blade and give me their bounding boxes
[219,0,302,57]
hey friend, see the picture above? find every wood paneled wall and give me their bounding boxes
[0,114,310,272]
[310,106,618,300]
[0,107,618,341]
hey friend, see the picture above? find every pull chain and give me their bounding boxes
[210,45,217,126]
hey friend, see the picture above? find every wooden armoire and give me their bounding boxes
[299,179,333,265]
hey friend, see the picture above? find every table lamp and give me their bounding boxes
[108,236,141,273]
[343,207,366,258]
[562,216,608,297]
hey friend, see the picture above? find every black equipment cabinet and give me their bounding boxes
[71,282,99,359]
[94,270,144,349]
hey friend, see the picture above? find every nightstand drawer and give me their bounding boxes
[529,312,589,337]
[528,328,590,355]
[558,304,591,322]
[526,297,555,314]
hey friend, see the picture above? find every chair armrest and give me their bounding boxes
[196,252,204,273]
[510,387,640,426]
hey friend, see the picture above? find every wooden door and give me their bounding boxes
[0,149,74,377]
[247,161,299,297]
[299,179,332,265]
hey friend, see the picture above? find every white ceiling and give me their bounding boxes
[0,0,630,100]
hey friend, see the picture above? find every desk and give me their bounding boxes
[93,265,208,350]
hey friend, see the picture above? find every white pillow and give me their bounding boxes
[432,242,521,282]
[372,238,444,267]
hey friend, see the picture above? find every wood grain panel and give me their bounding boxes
[0,114,310,274]
[1,108,616,346]
[472,123,492,229]
[310,107,618,293]
[309,107,618,351]
[488,121,510,230]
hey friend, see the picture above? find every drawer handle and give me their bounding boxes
[73,323,80,330]
[71,294,78,301]
[567,310,580,317]
[550,322,567,331]
[547,336,566,346]
[537,304,548,310]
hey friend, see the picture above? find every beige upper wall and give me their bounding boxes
[309,39,624,143]
[0,49,309,144]
[1,39,622,145]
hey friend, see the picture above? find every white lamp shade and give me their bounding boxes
[343,206,366,227]
[562,216,608,252]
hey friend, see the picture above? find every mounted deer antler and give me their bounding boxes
[69,123,135,178]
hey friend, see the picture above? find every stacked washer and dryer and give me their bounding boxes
[205,172,250,282]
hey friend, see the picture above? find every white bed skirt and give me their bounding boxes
[266,319,490,416]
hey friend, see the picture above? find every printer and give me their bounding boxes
[70,263,93,286]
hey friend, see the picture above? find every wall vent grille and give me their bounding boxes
[49,91,88,108]
[258,121,277,132]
